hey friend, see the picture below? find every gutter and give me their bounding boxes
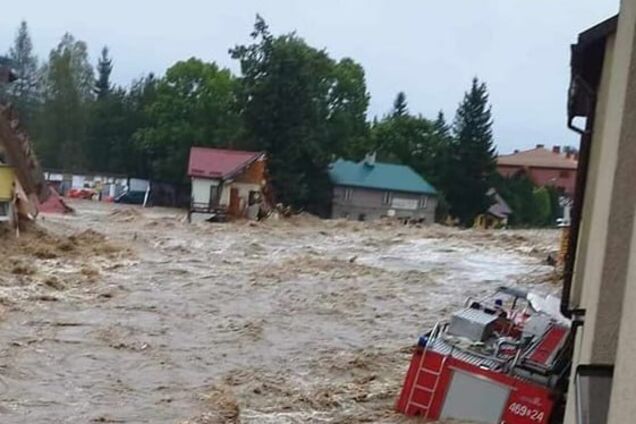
[560,16,619,321]
[562,75,596,321]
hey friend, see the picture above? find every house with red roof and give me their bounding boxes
[496,145,578,196]
[187,147,267,220]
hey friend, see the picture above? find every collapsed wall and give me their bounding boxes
[0,65,71,222]
[0,104,50,206]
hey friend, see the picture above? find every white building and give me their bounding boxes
[188,147,267,220]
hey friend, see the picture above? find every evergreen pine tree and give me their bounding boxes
[6,21,40,128]
[433,111,451,140]
[428,110,453,195]
[38,33,94,169]
[392,91,408,117]
[95,47,113,99]
[447,77,497,226]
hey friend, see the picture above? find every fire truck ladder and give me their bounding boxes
[404,322,451,417]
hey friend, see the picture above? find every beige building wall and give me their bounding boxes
[605,1,636,420]
[191,178,220,205]
[218,181,261,207]
[192,178,261,209]
[564,1,636,423]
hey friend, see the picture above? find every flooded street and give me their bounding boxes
[0,201,559,423]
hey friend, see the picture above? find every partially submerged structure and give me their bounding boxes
[328,154,438,222]
[0,61,67,226]
[397,287,571,423]
[188,147,267,220]
[0,163,15,222]
[474,188,512,229]
[395,6,636,424]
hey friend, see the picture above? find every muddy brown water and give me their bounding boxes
[0,201,559,423]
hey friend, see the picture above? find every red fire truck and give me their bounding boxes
[396,287,572,423]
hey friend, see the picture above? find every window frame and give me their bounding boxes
[419,196,428,209]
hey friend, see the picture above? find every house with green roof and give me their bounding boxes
[328,153,438,222]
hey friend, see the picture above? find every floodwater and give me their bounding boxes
[0,201,559,423]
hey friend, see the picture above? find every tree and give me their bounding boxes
[372,96,448,192]
[124,73,158,176]
[5,21,40,128]
[493,173,536,227]
[532,187,552,226]
[95,47,113,99]
[85,48,153,176]
[373,111,434,168]
[86,87,132,173]
[0,56,11,101]
[433,111,451,142]
[135,58,242,182]
[87,46,117,171]
[492,172,561,228]
[392,91,408,117]
[231,15,369,214]
[327,58,371,159]
[445,77,497,226]
[36,33,94,170]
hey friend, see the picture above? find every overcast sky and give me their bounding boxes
[1,0,618,154]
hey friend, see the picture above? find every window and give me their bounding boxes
[344,188,353,201]
[560,170,571,178]
[209,185,219,207]
[0,201,9,220]
[419,196,428,209]
[383,191,392,205]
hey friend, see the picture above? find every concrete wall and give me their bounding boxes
[331,185,437,222]
[564,2,636,423]
[603,3,636,421]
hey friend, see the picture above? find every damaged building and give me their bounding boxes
[0,163,14,223]
[188,147,267,221]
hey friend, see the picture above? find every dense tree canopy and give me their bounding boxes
[2,18,560,226]
[373,94,451,192]
[95,47,113,99]
[36,33,94,170]
[135,58,242,182]
[230,16,370,213]
[445,78,497,225]
[5,21,40,129]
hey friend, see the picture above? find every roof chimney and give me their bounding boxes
[566,152,572,159]
[536,144,545,149]
[364,152,376,167]
[553,145,561,154]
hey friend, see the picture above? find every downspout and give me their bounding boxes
[562,74,596,321]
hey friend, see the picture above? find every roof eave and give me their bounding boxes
[224,152,265,180]
[332,181,437,196]
[497,163,578,170]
